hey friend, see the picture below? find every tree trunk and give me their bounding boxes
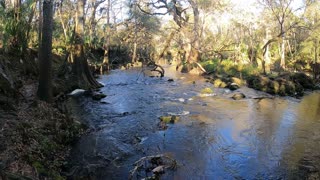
[158,31,175,63]
[13,0,21,20]
[57,6,68,42]
[132,42,137,63]
[187,0,200,63]
[38,0,42,47]
[263,27,271,74]
[26,1,36,45]
[37,0,53,102]
[131,2,138,64]
[103,0,111,70]
[280,32,286,70]
[73,0,101,88]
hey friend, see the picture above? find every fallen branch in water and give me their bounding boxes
[252,96,275,100]
[129,154,178,180]
[195,62,207,74]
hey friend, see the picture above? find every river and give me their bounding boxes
[67,66,320,179]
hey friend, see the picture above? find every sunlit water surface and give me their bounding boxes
[67,66,320,179]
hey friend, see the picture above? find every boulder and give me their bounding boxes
[231,93,246,100]
[290,73,314,89]
[284,80,296,96]
[265,80,279,95]
[228,83,240,91]
[231,77,244,86]
[159,115,180,124]
[201,87,214,94]
[247,75,270,91]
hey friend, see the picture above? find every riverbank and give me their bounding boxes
[0,50,86,179]
[200,59,319,97]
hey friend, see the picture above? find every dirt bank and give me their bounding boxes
[0,49,86,179]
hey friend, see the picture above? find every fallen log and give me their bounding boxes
[195,62,207,74]
[129,154,177,180]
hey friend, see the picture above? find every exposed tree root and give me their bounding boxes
[150,64,165,77]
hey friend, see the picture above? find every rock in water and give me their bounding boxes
[232,93,246,100]
[178,98,185,102]
[168,78,174,82]
[152,166,165,174]
[159,115,180,124]
[201,87,214,94]
[92,92,107,100]
[228,83,240,91]
[68,89,86,96]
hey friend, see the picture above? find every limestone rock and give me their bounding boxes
[228,83,240,91]
[232,93,246,100]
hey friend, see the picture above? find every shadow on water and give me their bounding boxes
[67,66,320,179]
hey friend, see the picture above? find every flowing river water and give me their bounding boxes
[67,66,320,179]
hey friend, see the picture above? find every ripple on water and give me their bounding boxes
[68,67,320,179]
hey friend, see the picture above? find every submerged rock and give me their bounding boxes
[158,115,180,130]
[152,165,165,174]
[201,87,214,94]
[232,93,246,100]
[168,111,190,116]
[92,92,107,100]
[159,115,180,124]
[178,98,185,103]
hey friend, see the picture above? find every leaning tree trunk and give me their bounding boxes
[263,28,271,74]
[73,0,101,89]
[37,0,53,102]
[280,27,286,70]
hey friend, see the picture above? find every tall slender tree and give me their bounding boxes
[37,0,53,102]
[260,0,296,70]
[103,0,111,68]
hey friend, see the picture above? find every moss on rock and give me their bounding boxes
[212,79,227,88]
[201,87,214,94]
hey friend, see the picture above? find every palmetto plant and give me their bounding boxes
[0,0,36,53]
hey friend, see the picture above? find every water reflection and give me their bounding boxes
[68,67,320,179]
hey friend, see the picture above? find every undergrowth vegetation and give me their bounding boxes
[200,59,261,78]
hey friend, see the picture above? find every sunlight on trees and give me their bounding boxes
[0,0,319,98]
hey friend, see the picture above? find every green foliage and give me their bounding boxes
[200,59,219,72]
[201,59,260,78]
[0,0,36,53]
